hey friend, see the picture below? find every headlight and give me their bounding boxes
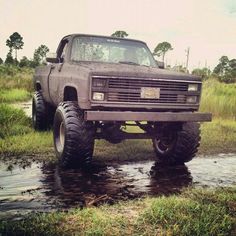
[188,84,198,91]
[92,92,105,101]
[93,79,106,87]
[186,96,197,103]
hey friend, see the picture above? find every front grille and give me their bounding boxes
[107,77,188,104]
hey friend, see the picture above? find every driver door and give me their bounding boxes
[48,39,69,105]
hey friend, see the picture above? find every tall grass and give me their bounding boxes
[0,104,31,138]
[0,65,33,92]
[0,88,31,103]
[200,79,236,120]
[0,103,52,158]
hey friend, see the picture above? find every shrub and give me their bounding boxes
[0,104,31,138]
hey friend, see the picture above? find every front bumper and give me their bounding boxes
[84,111,212,122]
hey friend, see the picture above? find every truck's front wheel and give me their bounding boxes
[152,122,200,165]
[53,102,95,168]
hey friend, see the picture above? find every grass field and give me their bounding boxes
[1,187,235,235]
[0,88,31,103]
[0,65,33,91]
[0,65,33,104]
[0,70,235,161]
[200,79,236,120]
[0,107,236,162]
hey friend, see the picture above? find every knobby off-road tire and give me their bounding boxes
[32,91,48,130]
[152,122,201,165]
[32,91,55,130]
[53,102,95,168]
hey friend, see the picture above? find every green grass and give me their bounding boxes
[0,75,235,161]
[0,118,236,162]
[138,195,232,235]
[94,139,154,162]
[0,131,53,157]
[0,65,33,103]
[0,104,31,138]
[0,88,31,103]
[200,119,236,154]
[200,79,236,120]
[0,104,53,162]
[0,65,33,92]
[0,187,235,235]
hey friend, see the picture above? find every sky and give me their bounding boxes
[0,0,236,71]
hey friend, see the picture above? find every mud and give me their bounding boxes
[0,153,236,219]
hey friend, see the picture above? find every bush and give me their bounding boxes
[192,67,211,80]
[0,104,31,138]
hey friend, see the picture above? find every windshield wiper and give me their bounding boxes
[119,61,140,66]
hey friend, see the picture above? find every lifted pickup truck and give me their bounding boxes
[32,34,212,167]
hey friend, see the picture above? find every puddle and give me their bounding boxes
[0,154,236,219]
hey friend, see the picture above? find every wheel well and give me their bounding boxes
[35,82,42,91]
[63,86,78,101]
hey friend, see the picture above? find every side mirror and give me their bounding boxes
[155,60,165,69]
[46,52,59,63]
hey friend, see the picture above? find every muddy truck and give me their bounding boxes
[32,34,212,167]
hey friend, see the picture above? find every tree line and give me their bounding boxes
[0,32,49,68]
[1,31,235,83]
[111,31,236,83]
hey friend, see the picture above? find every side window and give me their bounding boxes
[57,40,68,62]
[61,44,67,60]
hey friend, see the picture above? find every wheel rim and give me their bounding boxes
[154,132,177,155]
[154,138,172,154]
[59,121,65,148]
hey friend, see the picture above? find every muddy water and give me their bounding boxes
[0,154,236,219]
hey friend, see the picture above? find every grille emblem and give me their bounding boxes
[141,87,160,99]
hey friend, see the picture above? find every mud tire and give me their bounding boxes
[153,122,200,165]
[53,102,95,168]
[32,91,48,130]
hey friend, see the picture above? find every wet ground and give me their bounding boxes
[0,153,236,220]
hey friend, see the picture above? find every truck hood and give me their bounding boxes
[72,61,200,81]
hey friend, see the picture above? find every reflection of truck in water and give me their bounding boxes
[32,34,212,167]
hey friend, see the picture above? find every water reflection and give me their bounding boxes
[149,163,192,195]
[1,154,236,219]
[40,161,192,208]
[0,160,193,217]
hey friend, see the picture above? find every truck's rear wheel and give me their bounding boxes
[53,102,95,168]
[152,122,200,165]
[32,91,55,130]
[32,91,48,130]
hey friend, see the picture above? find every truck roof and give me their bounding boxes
[61,34,148,45]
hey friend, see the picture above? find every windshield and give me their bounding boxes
[71,36,156,67]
